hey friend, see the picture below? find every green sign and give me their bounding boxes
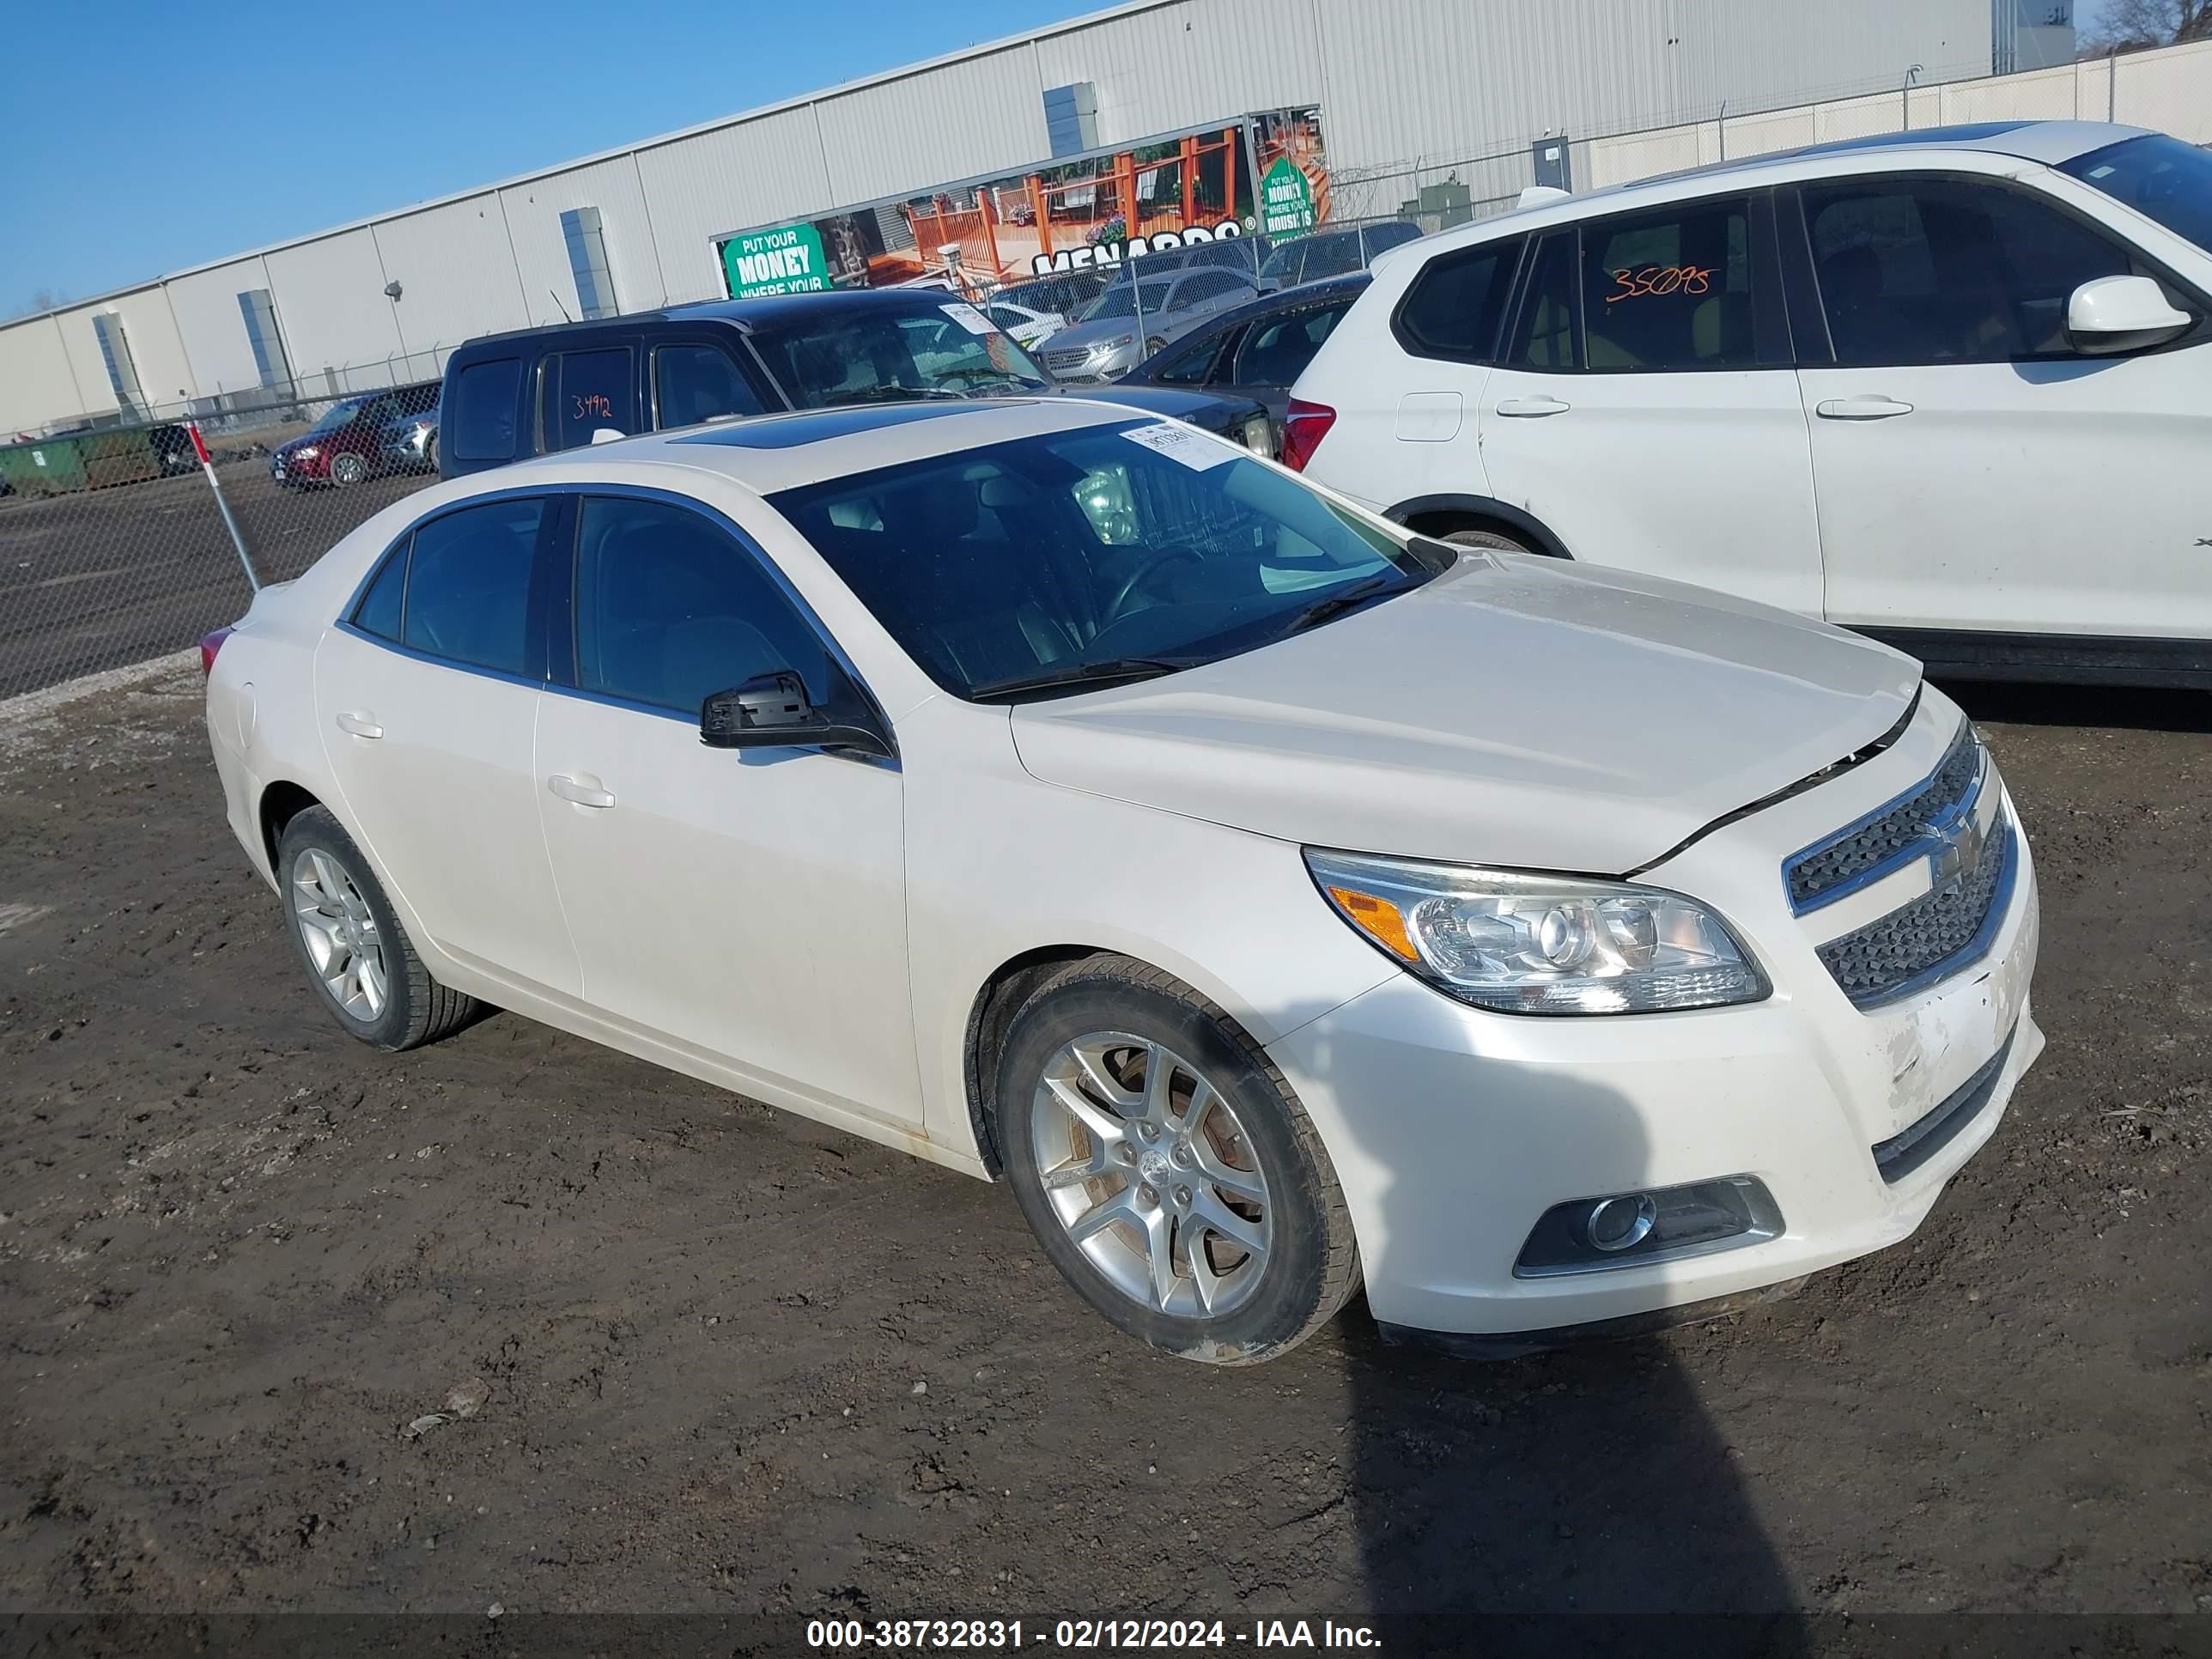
[1258,156,1316,241]
[721,223,830,298]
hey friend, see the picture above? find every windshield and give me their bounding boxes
[750,305,1051,409]
[1081,282,1176,322]
[308,398,369,434]
[767,418,1437,700]
[2061,134,2212,255]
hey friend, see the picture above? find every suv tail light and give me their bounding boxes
[1279,398,1336,472]
[200,628,234,675]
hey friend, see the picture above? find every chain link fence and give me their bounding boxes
[0,383,444,698]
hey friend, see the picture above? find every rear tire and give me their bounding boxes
[1437,524,1536,556]
[276,806,481,1052]
[994,956,1361,1364]
[331,453,368,487]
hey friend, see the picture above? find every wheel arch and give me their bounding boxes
[1385,493,1572,560]
[258,779,325,876]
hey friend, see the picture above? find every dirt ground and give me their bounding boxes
[0,661,2207,1641]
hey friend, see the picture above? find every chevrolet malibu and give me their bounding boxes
[203,398,2042,1363]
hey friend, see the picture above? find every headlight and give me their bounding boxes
[1241,413,1273,456]
[1091,334,1133,355]
[295,445,320,459]
[1305,849,1767,1016]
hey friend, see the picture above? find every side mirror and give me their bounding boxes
[2067,275,2193,355]
[700,670,895,759]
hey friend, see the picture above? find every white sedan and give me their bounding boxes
[204,398,2042,1362]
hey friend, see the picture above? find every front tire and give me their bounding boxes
[995,957,1361,1364]
[277,806,481,1051]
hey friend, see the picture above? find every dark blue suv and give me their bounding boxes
[438,288,1273,479]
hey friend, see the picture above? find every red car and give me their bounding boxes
[270,385,436,487]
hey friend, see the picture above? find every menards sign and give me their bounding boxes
[712,106,1332,301]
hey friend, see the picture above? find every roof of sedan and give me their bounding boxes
[541,396,1167,495]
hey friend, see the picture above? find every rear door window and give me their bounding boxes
[539,347,637,453]
[1394,238,1522,362]
[652,344,769,429]
[1580,196,1759,369]
[1504,231,1581,369]
[447,357,522,464]
[398,498,547,676]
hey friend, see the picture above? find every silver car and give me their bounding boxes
[1040,270,1261,383]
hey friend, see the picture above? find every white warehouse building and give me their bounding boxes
[3,0,2038,434]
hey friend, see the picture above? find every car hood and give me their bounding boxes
[1009,555,1919,875]
[1048,314,1154,352]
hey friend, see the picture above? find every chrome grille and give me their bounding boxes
[1814,812,2014,1007]
[1786,721,1981,913]
[1042,347,1091,374]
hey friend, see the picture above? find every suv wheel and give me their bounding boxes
[1437,524,1535,556]
[995,956,1360,1364]
[330,453,368,487]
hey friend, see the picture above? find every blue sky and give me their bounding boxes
[3,0,1103,313]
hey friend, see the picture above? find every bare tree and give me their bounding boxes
[2079,0,2212,53]
[5,288,70,321]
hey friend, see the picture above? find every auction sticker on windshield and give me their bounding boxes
[939,303,998,336]
[1121,421,1238,471]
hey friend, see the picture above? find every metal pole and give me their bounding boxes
[187,422,259,593]
[2107,46,2119,123]
[1717,100,1728,161]
[1902,64,1923,131]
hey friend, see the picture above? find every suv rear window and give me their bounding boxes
[447,357,522,464]
[540,348,636,453]
[1395,237,1522,362]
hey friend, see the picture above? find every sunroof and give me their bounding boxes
[675,402,1022,449]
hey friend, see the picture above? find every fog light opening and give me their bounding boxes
[1585,1193,1658,1253]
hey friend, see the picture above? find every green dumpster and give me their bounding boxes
[0,437,89,499]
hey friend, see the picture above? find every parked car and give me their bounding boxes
[1120,273,1371,445]
[380,399,439,473]
[1255,221,1424,291]
[980,298,1066,350]
[1098,235,1270,290]
[991,268,1114,322]
[437,289,1273,477]
[1040,270,1262,383]
[1289,120,2212,687]
[272,383,439,488]
[204,398,2039,1363]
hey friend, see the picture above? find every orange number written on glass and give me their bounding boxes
[572,392,615,421]
[1607,264,1715,301]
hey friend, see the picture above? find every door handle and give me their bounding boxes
[1496,395,1571,417]
[547,774,617,810]
[334,711,383,739]
[1815,396,1915,421]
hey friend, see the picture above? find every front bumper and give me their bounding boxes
[1267,698,2042,1339]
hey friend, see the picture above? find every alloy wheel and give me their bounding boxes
[290,847,389,1021]
[1029,1032,1273,1317]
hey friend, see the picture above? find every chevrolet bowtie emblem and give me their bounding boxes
[1926,808,1987,891]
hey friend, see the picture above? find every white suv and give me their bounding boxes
[1287,121,2212,687]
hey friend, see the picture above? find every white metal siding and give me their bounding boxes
[500,156,665,330]
[0,319,82,435]
[813,45,1051,205]
[369,196,532,357]
[1030,0,1321,146]
[635,106,839,303]
[165,258,279,398]
[260,228,406,382]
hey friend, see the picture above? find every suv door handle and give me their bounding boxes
[547,774,617,810]
[334,710,383,739]
[1496,395,1571,417]
[1815,396,1915,421]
